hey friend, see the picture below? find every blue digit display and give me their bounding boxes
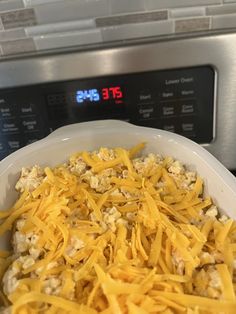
[76,91,84,103]
[76,89,100,103]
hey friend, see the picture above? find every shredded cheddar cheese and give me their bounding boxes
[0,143,236,314]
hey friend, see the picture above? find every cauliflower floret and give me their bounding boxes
[90,207,127,232]
[29,247,41,260]
[185,171,196,182]
[126,212,137,221]
[97,148,116,161]
[168,160,185,175]
[205,206,218,218]
[13,231,39,254]
[15,165,44,192]
[91,176,111,193]
[16,218,26,231]
[209,269,221,289]
[43,277,61,296]
[211,251,224,263]
[193,266,222,299]
[68,156,87,175]
[156,181,165,189]
[122,170,129,178]
[65,236,85,257]
[90,176,99,189]
[82,169,112,193]
[34,261,59,277]
[172,249,185,275]
[219,215,228,223]
[12,231,28,253]
[193,269,209,297]
[132,157,143,173]
[199,252,215,266]
[2,264,20,295]
[180,171,197,190]
[132,153,162,176]
[103,207,122,232]
[19,256,35,270]
[165,160,196,191]
[120,187,140,199]
[3,252,41,295]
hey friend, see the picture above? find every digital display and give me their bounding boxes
[76,89,100,103]
[76,86,123,104]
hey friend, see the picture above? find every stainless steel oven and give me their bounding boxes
[0,31,235,169]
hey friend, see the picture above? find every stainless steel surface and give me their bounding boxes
[0,32,235,169]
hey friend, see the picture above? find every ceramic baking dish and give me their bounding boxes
[1,120,236,250]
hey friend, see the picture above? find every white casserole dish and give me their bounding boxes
[1,120,236,250]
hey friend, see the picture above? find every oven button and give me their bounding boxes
[180,89,195,97]
[1,119,20,134]
[138,90,153,102]
[160,91,175,100]
[137,104,155,120]
[20,103,36,115]
[182,122,194,132]
[162,105,175,117]
[6,134,24,152]
[0,105,16,119]
[21,116,40,132]
[7,140,21,150]
[180,103,195,115]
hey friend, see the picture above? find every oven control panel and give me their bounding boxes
[0,66,215,160]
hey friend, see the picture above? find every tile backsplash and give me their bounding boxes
[0,0,235,57]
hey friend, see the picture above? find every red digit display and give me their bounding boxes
[101,86,123,101]
[102,88,109,100]
[114,86,123,99]
[110,87,116,99]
